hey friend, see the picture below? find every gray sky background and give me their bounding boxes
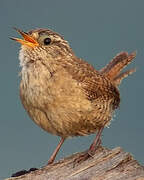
[0,0,144,179]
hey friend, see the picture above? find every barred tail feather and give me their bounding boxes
[100,52,128,74]
[113,68,136,86]
[100,51,136,85]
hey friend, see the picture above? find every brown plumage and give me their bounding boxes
[11,28,136,164]
[100,51,136,85]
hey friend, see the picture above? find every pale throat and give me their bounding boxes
[19,46,57,84]
[19,45,48,67]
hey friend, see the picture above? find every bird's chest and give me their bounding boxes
[20,64,89,110]
[19,63,97,137]
[20,64,55,109]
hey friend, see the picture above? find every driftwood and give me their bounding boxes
[5,146,144,180]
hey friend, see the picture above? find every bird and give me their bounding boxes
[11,28,136,165]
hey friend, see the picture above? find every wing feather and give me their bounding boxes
[60,57,120,109]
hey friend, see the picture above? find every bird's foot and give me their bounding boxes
[47,159,54,165]
[73,139,102,167]
[73,149,96,167]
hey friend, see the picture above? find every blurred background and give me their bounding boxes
[0,0,144,179]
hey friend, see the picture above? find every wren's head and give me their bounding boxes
[11,28,74,67]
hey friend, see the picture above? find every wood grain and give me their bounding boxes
[5,147,144,180]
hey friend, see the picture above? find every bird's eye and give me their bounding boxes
[44,38,51,45]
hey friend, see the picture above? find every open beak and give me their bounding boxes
[10,28,39,48]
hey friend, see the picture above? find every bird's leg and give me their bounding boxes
[48,137,65,165]
[74,126,104,165]
[88,126,104,156]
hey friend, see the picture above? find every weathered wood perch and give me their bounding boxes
[5,146,144,180]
